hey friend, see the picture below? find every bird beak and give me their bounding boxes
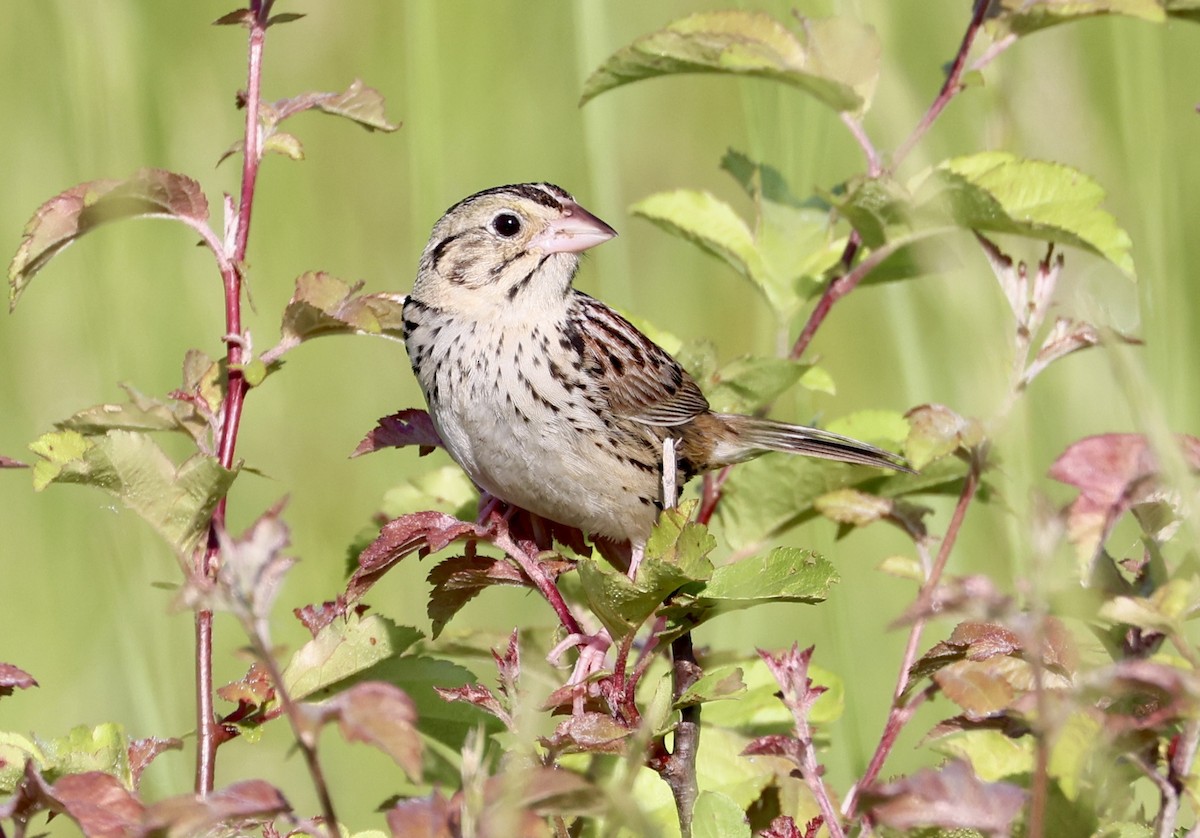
[530,201,617,254]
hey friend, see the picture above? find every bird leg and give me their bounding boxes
[629,437,680,581]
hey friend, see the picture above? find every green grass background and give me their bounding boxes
[1,1,1197,832]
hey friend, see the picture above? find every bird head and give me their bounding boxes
[412,183,616,315]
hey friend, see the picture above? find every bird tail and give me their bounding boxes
[716,414,913,473]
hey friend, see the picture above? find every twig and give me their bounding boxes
[792,0,997,362]
[842,451,983,817]
[195,0,270,798]
[889,0,992,172]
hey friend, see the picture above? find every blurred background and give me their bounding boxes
[1,0,1196,832]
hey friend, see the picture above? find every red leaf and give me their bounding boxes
[127,737,182,790]
[426,554,531,638]
[1049,433,1200,562]
[352,408,443,458]
[434,684,509,726]
[863,760,1025,835]
[347,511,482,600]
[10,169,211,309]
[742,734,804,767]
[0,662,37,697]
[758,644,827,722]
[216,661,275,707]
[319,682,422,781]
[0,454,28,469]
[145,779,291,834]
[51,772,145,838]
[541,713,632,755]
[756,815,805,838]
[387,791,457,838]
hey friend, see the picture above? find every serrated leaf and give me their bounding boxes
[581,11,877,113]
[918,151,1135,277]
[578,552,700,641]
[144,779,290,836]
[632,189,760,283]
[262,271,407,363]
[674,665,747,708]
[315,682,421,780]
[985,0,1165,37]
[828,174,917,249]
[56,384,211,446]
[704,356,815,415]
[352,408,444,458]
[272,79,400,132]
[863,760,1025,835]
[700,547,837,606]
[9,169,212,309]
[283,614,420,701]
[37,724,131,787]
[27,429,237,555]
[643,504,716,579]
[932,728,1035,783]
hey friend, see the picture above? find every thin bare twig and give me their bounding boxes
[842,451,984,817]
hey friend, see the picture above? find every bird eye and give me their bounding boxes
[491,212,522,238]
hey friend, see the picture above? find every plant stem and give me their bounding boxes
[792,0,995,363]
[889,0,991,172]
[842,452,983,818]
[195,0,269,797]
[665,632,701,838]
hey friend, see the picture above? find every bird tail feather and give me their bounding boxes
[717,414,913,473]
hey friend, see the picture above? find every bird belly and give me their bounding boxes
[417,322,661,544]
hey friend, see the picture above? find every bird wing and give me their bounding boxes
[573,293,710,428]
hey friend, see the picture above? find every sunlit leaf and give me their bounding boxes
[581,11,878,113]
[917,151,1135,277]
[0,663,37,700]
[271,79,401,132]
[9,169,212,309]
[700,547,837,607]
[283,613,420,702]
[985,0,1165,37]
[27,429,238,556]
[674,666,747,709]
[262,271,408,363]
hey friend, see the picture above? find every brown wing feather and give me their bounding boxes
[571,293,709,428]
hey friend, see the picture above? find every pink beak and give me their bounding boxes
[530,201,617,254]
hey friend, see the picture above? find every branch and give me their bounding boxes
[195,0,270,799]
[842,450,984,818]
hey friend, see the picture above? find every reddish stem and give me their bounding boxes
[842,452,983,818]
[194,0,269,797]
[791,0,991,363]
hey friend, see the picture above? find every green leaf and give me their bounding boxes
[262,271,408,363]
[9,169,212,310]
[578,553,701,641]
[27,429,237,555]
[643,504,717,578]
[985,0,1165,37]
[0,732,45,792]
[827,174,917,249]
[917,151,1135,277]
[692,791,750,838]
[931,728,1035,783]
[1168,0,1200,22]
[37,723,131,786]
[675,666,747,709]
[263,131,305,161]
[56,383,211,447]
[577,505,716,639]
[580,11,878,114]
[699,547,837,607]
[283,613,421,701]
[704,356,817,415]
[380,465,478,520]
[272,79,401,133]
